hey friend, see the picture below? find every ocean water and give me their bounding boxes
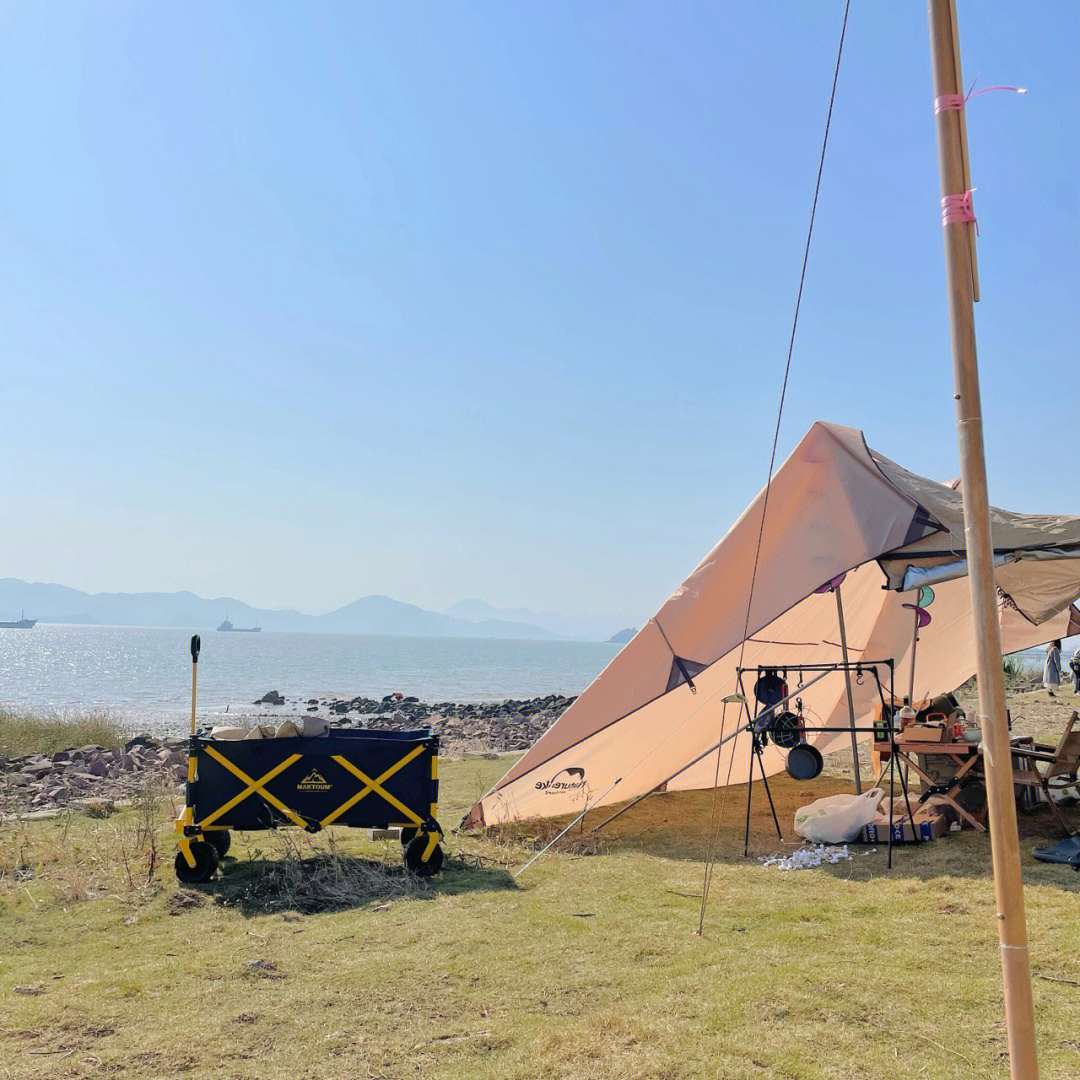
[0,624,620,735]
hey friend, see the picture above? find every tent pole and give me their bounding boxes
[834,585,863,793]
[907,600,920,706]
[928,4,1038,1077]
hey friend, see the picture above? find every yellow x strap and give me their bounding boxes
[199,746,307,829]
[320,745,426,828]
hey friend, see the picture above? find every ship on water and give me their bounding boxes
[217,616,261,633]
[0,610,37,629]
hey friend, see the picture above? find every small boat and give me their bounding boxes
[0,610,36,629]
[217,616,261,633]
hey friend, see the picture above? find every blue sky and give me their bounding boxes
[2,1,1077,623]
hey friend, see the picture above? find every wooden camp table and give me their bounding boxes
[872,734,1035,833]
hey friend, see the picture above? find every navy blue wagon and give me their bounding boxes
[174,636,443,883]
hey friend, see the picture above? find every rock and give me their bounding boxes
[257,691,285,705]
[66,770,103,787]
[84,758,109,777]
[125,734,157,752]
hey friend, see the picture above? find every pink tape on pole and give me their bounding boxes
[941,190,978,234]
[935,93,967,113]
[935,84,1026,114]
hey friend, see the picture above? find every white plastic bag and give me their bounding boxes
[793,788,884,844]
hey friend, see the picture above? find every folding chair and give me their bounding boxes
[1008,711,1080,834]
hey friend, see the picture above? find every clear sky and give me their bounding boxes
[2,1,1077,623]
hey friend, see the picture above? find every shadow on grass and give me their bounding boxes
[517,776,1080,892]
[194,850,516,917]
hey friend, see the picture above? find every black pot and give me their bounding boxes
[753,671,787,709]
[786,742,823,780]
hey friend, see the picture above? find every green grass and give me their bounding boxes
[0,708,126,760]
[3,753,1080,1079]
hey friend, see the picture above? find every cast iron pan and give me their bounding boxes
[786,742,823,780]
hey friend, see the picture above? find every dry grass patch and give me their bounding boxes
[0,707,127,759]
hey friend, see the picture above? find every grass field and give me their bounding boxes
[3,707,1080,1079]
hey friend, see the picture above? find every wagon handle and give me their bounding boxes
[190,635,201,736]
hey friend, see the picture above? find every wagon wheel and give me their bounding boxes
[175,839,219,884]
[206,830,232,858]
[404,834,443,877]
[399,826,420,847]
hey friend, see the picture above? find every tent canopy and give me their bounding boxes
[464,422,1080,829]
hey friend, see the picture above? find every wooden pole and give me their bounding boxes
[927,4,1038,1077]
[833,586,862,793]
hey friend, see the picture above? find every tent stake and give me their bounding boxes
[928,3,1038,1075]
[834,584,862,793]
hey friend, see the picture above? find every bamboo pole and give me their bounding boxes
[927,4,1038,1077]
[833,585,862,793]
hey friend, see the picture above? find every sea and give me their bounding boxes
[0,624,620,737]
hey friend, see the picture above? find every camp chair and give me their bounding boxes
[1007,711,1080,834]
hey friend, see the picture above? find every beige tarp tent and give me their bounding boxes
[464,422,1080,828]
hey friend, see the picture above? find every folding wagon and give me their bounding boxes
[174,637,443,883]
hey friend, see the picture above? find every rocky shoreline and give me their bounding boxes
[303,691,576,753]
[2,736,189,818]
[1,694,576,817]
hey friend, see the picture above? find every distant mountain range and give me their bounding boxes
[444,599,621,641]
[0,579,627,642]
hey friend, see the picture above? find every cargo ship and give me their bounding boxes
[0,610,36,629]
